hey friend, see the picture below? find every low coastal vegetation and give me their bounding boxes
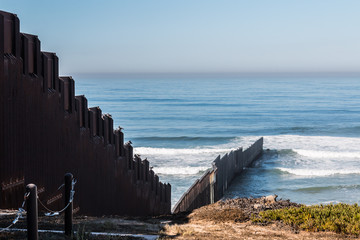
[253,203,360,236]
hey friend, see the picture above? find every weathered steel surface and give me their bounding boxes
[26,184,39,240]
[172,137,263,213]
[0,10,171,216]
[64,173,73,236]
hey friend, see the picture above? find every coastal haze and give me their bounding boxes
[2,1,360,208]
[2,1,360,74]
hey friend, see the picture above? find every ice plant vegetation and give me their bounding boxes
[252,203,360,235]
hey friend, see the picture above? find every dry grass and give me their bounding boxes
[189,205,247,223]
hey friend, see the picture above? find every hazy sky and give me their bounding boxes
[2,1,360,75]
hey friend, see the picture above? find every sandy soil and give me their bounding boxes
[159,196,357,240]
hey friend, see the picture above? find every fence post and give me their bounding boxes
[64,173,73,236]
[26,184,38,240]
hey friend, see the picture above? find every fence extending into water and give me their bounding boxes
[172,137,263,213]
[0,10,170,216]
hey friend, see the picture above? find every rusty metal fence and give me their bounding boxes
[0,10,170,216]
[172,137,263,213]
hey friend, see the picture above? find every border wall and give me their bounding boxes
[0,10,171,216]
[173,137,263,213]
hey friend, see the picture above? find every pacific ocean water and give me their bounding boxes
[75,76,360,208]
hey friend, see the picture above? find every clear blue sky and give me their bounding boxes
[2,1,360,75]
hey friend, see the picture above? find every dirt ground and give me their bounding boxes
[0,210,163,239]
[160,196,356,239]
[1,196,358,239]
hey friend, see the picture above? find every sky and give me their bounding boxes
[1,0,360,75]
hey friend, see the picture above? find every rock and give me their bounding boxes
[253,204,262,209]
[265,195,278,204]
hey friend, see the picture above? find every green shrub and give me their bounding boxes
[252,203,360,235]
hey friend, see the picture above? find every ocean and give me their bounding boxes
[74,76,360,207]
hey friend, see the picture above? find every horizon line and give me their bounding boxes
[71,71,360,78]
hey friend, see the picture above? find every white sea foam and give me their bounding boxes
[153,166,209,175]
[136,135,360,160]
[320,200,341,205]
[232,135,360,153]
[225,135,360,179]
[293,149,360,159]
[134,147,232,156]
[278,167,360,177]
[134,146,233,172]
[134,135,360,177]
